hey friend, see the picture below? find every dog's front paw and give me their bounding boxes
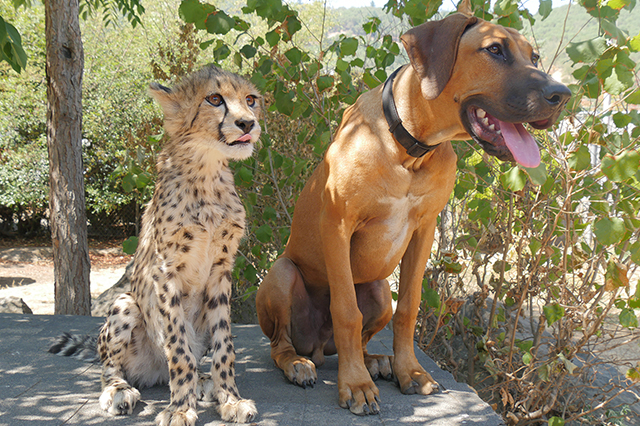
[218,397,258,423]
[283,356,317,389]
[338,381,381,415]
[338,365,381,416]
[99,383,141,415]
[364,353,394,381]
[155,406,197,426]
[394,361,439,395]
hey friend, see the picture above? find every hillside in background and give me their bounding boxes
[523,3,640,81]
[323,3,640,82]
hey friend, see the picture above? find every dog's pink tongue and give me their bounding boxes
[499,121,541,168]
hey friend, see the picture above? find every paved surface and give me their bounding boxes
[0,313,504,425]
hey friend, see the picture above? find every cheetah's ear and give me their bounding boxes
[149,82,180,116]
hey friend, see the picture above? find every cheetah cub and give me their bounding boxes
[99,65,260,425]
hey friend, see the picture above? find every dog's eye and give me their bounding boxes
[532,53,540,67]
[206,94,224,107]
[486,44,504,57]
[246,95,256,107]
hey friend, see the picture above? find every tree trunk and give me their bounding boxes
[45,0,91,315]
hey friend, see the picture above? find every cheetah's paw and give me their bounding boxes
[99,384,141,415]
[156,406,198,426]
[218,397,257,423]
[196,373,215,401]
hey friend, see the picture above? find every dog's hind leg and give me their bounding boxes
[256,257,330,389]
[356,280,394,381]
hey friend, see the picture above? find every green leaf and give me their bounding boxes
[316,75,333,93]
[522,163,547,186]
[566,37,607,63]
[274,89,295,116]
[423,287,440,309]
[340,37,358,57]
[238,166,253,184]
[568,145,591,171]
[539,0,552,19]
[178,0,203,23]
[529,238,542,257]
[255,224,273,243]
[122,174,136,193]
[136,172,151,190]
[543,303,565,326]
[501,166,526,191]
[626,88,640,104]
[548,417,565,426]
[240,44,257,59]
[538,363,550,381]
[284,47,302,65]
[626,366,640,382]
[619,308,638,328]
[213,44,230,62]
[265,30,280,47]
[363,17,381,34]
[242,263,258,283]
[422,278,440,309]
[122,236,138,254]
[205,11,235,35]
[629,241,640,266]
[607,0,630,10]
[283,16,302,40]
[522,352,532,365]
[601,150,640,182]
[613,112,632,128]
[594,217,625,246]
[630,32,640,52]
[495,0,518,15]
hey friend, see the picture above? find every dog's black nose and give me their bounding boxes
[235,118,255,132]
[542,83,571,106]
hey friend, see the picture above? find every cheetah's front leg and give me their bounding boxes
[98,293,143,416]
[155,303,199,426]
[198,272,257,423]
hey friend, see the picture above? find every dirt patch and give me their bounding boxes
[0,246,132,315]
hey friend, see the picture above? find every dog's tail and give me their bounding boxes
[49,332,99,363]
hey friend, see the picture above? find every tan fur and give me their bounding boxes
[256,12,570,416]
[97,65,261,425]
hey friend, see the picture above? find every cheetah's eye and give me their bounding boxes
[246,95,256,107]
[206,94,224,107]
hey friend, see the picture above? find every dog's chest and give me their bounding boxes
[350,193,436,279]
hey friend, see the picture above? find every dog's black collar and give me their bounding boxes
[382,66,441,158]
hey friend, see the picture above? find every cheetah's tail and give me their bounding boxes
[49,332,99,363]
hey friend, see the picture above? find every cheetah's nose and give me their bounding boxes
[235,119,255,132]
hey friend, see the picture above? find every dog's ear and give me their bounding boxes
[457,0,473,16]
[401,13,477,100]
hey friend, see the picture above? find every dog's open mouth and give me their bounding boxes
[466,107,548,168]
[229,133,252,146]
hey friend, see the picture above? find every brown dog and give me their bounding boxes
[256,6,570,416]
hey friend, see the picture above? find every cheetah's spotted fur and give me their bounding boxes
[96,65,261,425]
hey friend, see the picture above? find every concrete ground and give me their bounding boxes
[0,313,504,426]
